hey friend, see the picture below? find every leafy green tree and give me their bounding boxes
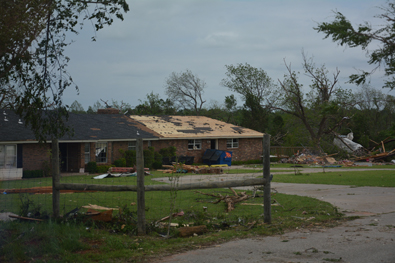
[0,0,129,141]
[315,2,395,89]
[134,92,176,115]
[165,70,206,115]
[350,85,395,147]
[221,63,275,131]
[224,94,238,123]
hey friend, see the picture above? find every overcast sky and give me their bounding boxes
[63,0,390,111]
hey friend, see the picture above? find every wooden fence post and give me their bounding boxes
[263,134,271,224]
[52,138,60,218]
[136,138,146,235]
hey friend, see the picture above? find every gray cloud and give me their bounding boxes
[63,0,390,110]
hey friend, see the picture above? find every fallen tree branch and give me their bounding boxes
[195,188,250,212]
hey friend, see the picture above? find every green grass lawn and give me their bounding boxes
[272,170,395,187]
[248,163,395,169]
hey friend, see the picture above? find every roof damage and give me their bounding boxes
[129,115,263,138]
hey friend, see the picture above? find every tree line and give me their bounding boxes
[70,52,395,154]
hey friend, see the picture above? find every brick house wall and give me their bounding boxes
[18,137,262,172]
[151,137,263,163]
[22,143,51,171]
[220,138,262,162]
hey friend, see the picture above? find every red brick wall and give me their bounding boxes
[220,138,262,162]
[22,143,51,170]
[20,137,262,171]
[151,138,263,163]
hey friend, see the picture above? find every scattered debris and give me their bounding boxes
[333,132,363,153]
[85,209,113,222]
[0,212,19,222]
[8,214,43,222]
[178,225,207,237]
[155,211,185,224]
[81,204,119,211]
[195,188,249,212]
[280,150,340,165]
[158,163,224,174]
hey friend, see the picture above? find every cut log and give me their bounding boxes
[178,225,207,237]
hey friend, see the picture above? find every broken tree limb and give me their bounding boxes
[195,188,250,212]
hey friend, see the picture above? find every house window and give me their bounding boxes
[188,139,202,150]
[128,141,136,151]
[0,145,17,168]
[84,143,90,164]
[95,142,107,163]
[226,138,239,148]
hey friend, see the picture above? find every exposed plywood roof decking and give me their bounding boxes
[130,115,263,139]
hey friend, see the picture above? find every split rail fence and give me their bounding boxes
[52,135,272,234]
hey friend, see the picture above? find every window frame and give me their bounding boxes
[84,143,91,164]
[188,139,202,150]
[0,144,17,168]
[95,142,108,163]
[226,138,239,149]
[128,141,136,151]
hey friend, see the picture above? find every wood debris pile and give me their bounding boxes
[353,137,395,162]
[158,164,223,174]
[280,151,337,165]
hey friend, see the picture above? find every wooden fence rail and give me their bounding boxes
[56,178,267,192]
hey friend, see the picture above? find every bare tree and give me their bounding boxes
[165,69,206,115]
[272,52,353,149]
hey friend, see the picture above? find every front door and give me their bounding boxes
[210,139,217,149]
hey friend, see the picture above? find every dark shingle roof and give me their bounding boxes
[0,109,160,142]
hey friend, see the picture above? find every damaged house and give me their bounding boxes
[0,109,263,180]
[129,115,263,163]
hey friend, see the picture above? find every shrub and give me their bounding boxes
[97,165,113,174]
[119,149,137,167]
[144,147,155,169]
[152,161,162,169]
[23,170,45,179]
[113,158,126,167]
[159,146,177,157]
[85,162,98,174]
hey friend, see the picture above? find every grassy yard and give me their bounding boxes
[272,170,395,187]
[1,165,393,262]
[0,192,342,263]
